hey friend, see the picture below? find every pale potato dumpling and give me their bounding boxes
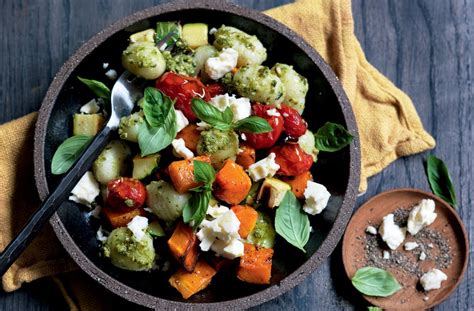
[122,42,166,80]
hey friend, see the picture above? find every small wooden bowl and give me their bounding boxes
[342,188,469,310]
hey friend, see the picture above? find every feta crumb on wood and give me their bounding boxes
[420,269,447,291]
[366,225,377,235]
[379,213,406,250]
[407,199,437,235]
[404,241,419,251]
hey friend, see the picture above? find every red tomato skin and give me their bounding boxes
[106,178,147,211]
[246,104,284,149]
[278,105,307,138]
[155,72,210,121]
[206,83,225,98]
[270,143,313,176]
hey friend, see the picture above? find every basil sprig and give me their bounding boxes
[138,87,177,156]
[155,21,181,48]
[191,98,272,134]
[77,77,111,99]
[51,135,93,175]
[351,267,401,297]
[426,155,457,208]
[275,191,310,252]
[314,122,353,152]
[183,160,215,228]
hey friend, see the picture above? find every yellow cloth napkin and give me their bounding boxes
[0,0,435,309]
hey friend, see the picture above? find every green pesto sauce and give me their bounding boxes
[197,128,232,155]
[162,51,196,76]
[122,42,160,68]
[245,212,276,249]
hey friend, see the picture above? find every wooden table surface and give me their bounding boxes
[1,0,472,310]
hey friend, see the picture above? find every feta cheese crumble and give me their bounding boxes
[69,171,100,207]
[206,204,230,218]
[197,121,211,131]
[303,181,331,215]
[419,251,427,261]
[80,99,100,114]
[379,213,406,250]
[420,269,447,291]
[407,199,437,235]
[209,93,251,121]
[96,226,109,242]
[175,109,189,132]
[404,241,419,251]
[366,225,377,235]
[105,69,118,80]
[383,250,390,259]
[127,216,149,241]
[172,138,194,159]
[205,48,238,80]
[247,153,280,182]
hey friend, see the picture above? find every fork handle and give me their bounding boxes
[0,125,113,276]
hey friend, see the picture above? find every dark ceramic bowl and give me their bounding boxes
[33,0,360,309]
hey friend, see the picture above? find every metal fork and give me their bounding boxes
[0,71,144,276]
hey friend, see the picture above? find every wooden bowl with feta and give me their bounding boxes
[33,0,360,309]
[342,188,469,310]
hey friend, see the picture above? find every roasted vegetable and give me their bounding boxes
[73,113,105,136]
[168,155,212,193]
[281,171,313,199]
[93,140,131,185]
[132,153,160,180]
[257,178,291,208]
[231,205,258,238]
[182,23,209,49]
[237,243,273,284]
[146,180,191,222]
[271,143,313,176]
[102,206,146,229]
[169,260,216,299]
[175,124,201,153]
[129,28,156,43]
[106,177,146,211]
[197,129,239,169]
[236,144,256,169]
[168,222,199,272]
[245,211,276,249]
[213,159,251,205]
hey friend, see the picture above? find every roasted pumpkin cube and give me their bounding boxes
[102,206,145,228]
[237,243,273,284]
[213,160,251,205]
[168,155,211,193]
[168,222,199,272]
[231,205,258,238]
[236,144,256,169]
[281,171,313,199]
[169,260,216,299]
[175,124,201,153]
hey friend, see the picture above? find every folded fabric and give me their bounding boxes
[0,0,435,309]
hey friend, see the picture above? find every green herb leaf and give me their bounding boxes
[138,92,177,156]
[222,107,234,124]
[77,77,111,99]
[147,221,165,237]
[142,87,170,127]
[51,135,93,175]
[426,155,457,208]
[367,307,383,311]
[155,21,181,48]
[351,267,402,297]
[183,190,211,229]
[234,116,273,133]
[314,122,353,152]
[275,191,310,252]
[193,160,215,184]
[191,98,233,131]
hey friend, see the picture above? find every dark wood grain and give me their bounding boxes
[0,0,472,310]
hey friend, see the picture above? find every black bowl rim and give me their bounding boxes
[33,0,361,309]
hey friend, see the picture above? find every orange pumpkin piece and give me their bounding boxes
[231,205,258,238]
[169,260,217,299]
[168,155,211,193]
[213,159,252,205]
[175,124,201,153]
[236,144,256,169]
[237,243,273,284]
[168,222,199,272]
[102,206,145,228]
[281,171,313,199]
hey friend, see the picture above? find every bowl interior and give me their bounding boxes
[41,6,353,305]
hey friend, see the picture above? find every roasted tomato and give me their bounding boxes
[278,105,307,138]
[246,104,284,149]
[270,143,313,176]
[155,72,210,121]
[206,83,225,98]
[106,177,146,211]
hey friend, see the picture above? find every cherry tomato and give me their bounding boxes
[246,104,284,149]
[206,83,225,98]
[270,143,313,176]
[106,177,146,211]
[278,105,307,138]
[155,72,210,121]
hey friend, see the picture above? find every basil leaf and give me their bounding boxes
[138,104,177,156]
[191,98,232,131]
[426,155,457,208]
[155,21,181,48]
[183,190,211,228]
[275,191,310,252]
[142,87,169,127]
[51,135,93,175]
[314,122,353,152]
[222,107,234,124]
[77,77,111,99]
[193,160,215,184]
[351,267,401,297]
[234,116,273,133]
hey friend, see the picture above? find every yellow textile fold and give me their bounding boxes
[0,0,435,309]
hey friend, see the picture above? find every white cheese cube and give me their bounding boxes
[206,204,230,218]
[127,216,148,241]
[366,225,377,235]
[172,138,194,159]
[209,93,251,122]
[420,269,447,291]
[419,252,427,261]
[379,214,406,250]
[211,238,244,259]
[175,109,189,133]
[404,241,419,251]
[80,99,100,114]
[69,171,100,207]
[303,181,331,215]
[196,227,215,251]
[248,152,280,182]
[383,250,390,259]
[408,199,437,235]
[205,48,238,80]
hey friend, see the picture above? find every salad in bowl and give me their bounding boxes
[51,20,353,300]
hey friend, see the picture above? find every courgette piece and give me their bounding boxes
[73,113,105,136]
[147,221,165,237]
[182,23,208,49]
[257,178,291,208]
[132,153,161,179]
[129,28,156,43]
